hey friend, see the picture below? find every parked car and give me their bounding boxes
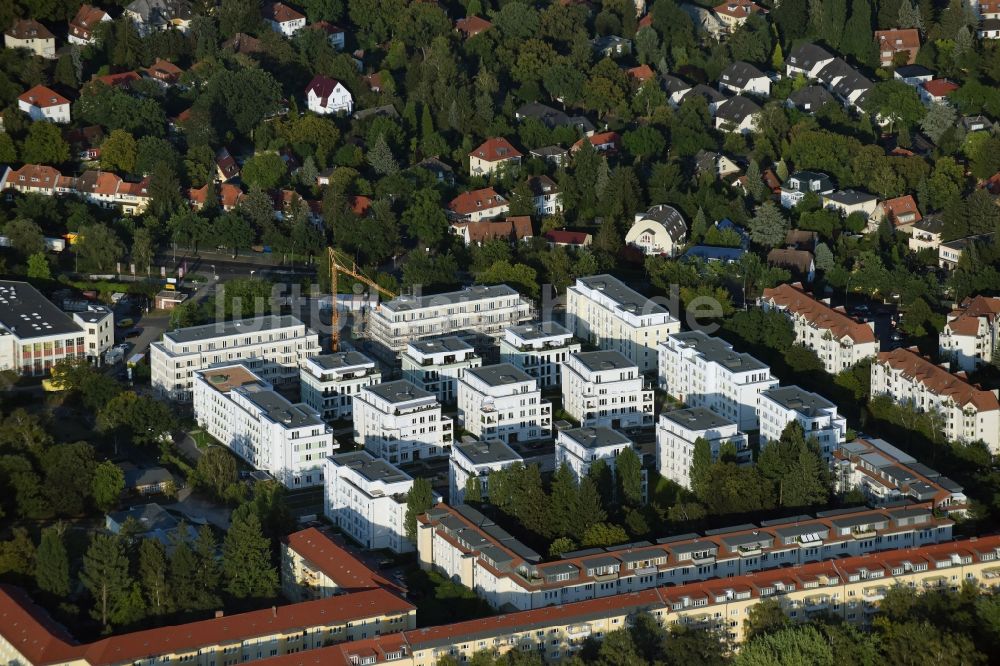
[124,327,143,339]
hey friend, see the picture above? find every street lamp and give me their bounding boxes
[210,265,216,279]
[250,270,256,279]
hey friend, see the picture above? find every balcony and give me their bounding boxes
[737,544,762,557]
[851,527,876,539]
[862,586,886,601]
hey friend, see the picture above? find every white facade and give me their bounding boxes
[323,450,414,553]
[449,439,523,504]
[657,407,749,489]
[401,337,481,404]
[18,96,70,124]
[499,321,580,389]
[555,427,634,483]
[658,330,777,432]
[306,77,353,115]
[300,351,381,422]
[193,364,336,488]
[625,205,687,257]
[939,296,1000,373]
[457,364,551,443]
[561,351,654,429]
[566,274,680,373]
[151,315,321,401]
[757,385,847,459]
[353,380,453,464]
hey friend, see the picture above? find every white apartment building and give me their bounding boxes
[366,285,533,364]
[323,450,415,553]
[499,321,581,389]
[566,274,680,373]
[561,351,654,429]
[151,315,321,401]
[449,438,523,504]
[939,296,1000,373]
[656,407,749,489]
[760,283,878,374]
[193,364,336,488]
[871,347,1000,453]
[757,385,848,459]
[300,351,382,422]
[457,364,551,443]
[0,281,112,375]
[555,426,635,485]
[353,380,454,464]
[401,337,482,404]
[658,330,777,432]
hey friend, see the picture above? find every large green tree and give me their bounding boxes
[222,505,278,599]
[35,526,70,597]
[80,533,134,629]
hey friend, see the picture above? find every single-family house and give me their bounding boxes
[921,79,958,104]
[785,229,818,251]
[263,2,306,36]
[222,32,263,54]
[894,64,935,86]
[713,0,767,32]
[215,148,240,182]
[529,146,569,166]
[627,64,656,85]
[306,75,353,115]
[64,125,104,161]
[875,29,920,67]
[469,138,522,177]
[868,195,921,232]
[447,188,509,223]
[714,96,761,133]
[94,71,141,89]
[528,175,562,217]
[718,61,770,97]
[780,171,835,208]
[455,16,492,38]
[662,74,693,108]
[685,84,728,114]
[572,131,621,153]
[515,102,595,136]
[125,0,192,35]
[786,85,834,113]
[308,20,344,49]
[823,190,879,219]
[767,248,815,282]
[144,58,183,86]
[18,85,70,124]
[980,17,1000,39]
[908,217,944,253]
[592,35,631,57]
[451,216,533,246]
[626,204,687,257]
[962,115,992,133]
[695,150,742,180]
[5,19,56,58]
[785,43,835,79]
[939,234,994,270]
[544,230,592,249]
[69,5,112,45]
[415,157,454,185]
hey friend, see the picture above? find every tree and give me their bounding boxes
[132,227,154,274]
[862,81,926,131]
[195,446,239,500]
[138,539,170,615]
[215,213,254,259]
[0,133,15,163]
[241,153,287,190]
[80,533,133,629]
[549,463,578,538]
[97,392,175,449]
[0,527,36,577]
[194,525,222,607]
[21,122,70,165]
[223,505,278,599]
[622,126,666,161]
[100,129,137,174]
[616,447,643,507]
[220,0,263,37]
[476,261,539,298]
[898,0,923,30]
[367,133,399,175]
[581,522,629,547]
[921,102,957,144]
[35,526,70,597]
[43,442,96,516]
[749,202,789,248]
[735,625,835,665]
[814,243,835,272]
[405,477,434,541]
[76,223,125,273]
[402,188,448,248]
[464,476,482,503]
[4,219,45,257]
[26,252,52,280]
[841,0,874,64]
[92,461,125,513]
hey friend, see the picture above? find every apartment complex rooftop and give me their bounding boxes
[382,285,522,313]
[761,283,876,344]
[560,426,632,450]
[198,364,264,393]
[661,407,736,432]
[466,363,533,387]
[836,437,965,507]
[762,385,835,416]
[365,380,435,405]
[575,274,670,316]
[329,450,411,485]
[669,330,769,372]
[283,527,392,593]
[164,315,307,344]
[236,384,324,428]
[308,351,375,370]
[408,336,474,354]
[876,347,1000,411]
[506,321,571,340]
[0,281,81,339]
[574,350,635,373]
[454,439,522,466]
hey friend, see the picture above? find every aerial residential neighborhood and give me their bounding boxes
[2,0,1000,664]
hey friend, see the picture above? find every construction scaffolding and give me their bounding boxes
[328,247,396,352]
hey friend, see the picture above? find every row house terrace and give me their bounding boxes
[0,164,152,215]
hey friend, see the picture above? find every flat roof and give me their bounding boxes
[165,315,306,344]
[408,336,473,354]
[560,427,632,450]
[364,379,435,404]
[383,285,521,313]
[0,281,81,339]
[576,274,670,316]
[455,439,522,466]
[198,364,263,393]
[309,351,375,370]
[75,306,112,323]
[506,321,571,340]
[661,407,735,431]
[467,363,533,386]
[329,450,410,485]
[236,384,323,428]
[670,330,769,372]
[574,350,635,372]
[762,385,835,415]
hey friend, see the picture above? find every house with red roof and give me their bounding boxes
[940,295,1000,373]
[144,58,183,86]
[4,19,56,58]
[626,64,655,84]
[17,85,70,124]
[713,0,767,31]
[69,4,112,45]
[450,216,533,245]
[93,70,141,89]
[469,137,522,177]
[920,79,958,104]
[188,182,245,211]
[455,15,492,38]
[875,28,920,67]
[64,125,104,161]
[215,147,240,182]
[544,229,593,248]
[571,131,621,153]
[868,194,921,232]
[306,75,353,115]
[447,187,510,222]
[308,20,345,49]
[263,1,306,36]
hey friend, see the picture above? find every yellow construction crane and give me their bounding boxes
[328,247,396,352]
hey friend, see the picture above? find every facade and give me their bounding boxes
[869,194,921,232]
[457,363,551,443]
[714,96,762,134]
[658,330,777,431]
[561,351,654,429]
[402,336,482,404]
[366,284,533,363]
[447,187,510,222]
[17,85,70,123]
[718,61,770,96]
[555,426,634,483]
[2,164,153,215]
[909,217,944,253]
[449,438,523,504]
[757,385,848,458]
[193,364,336,487]
[324,451,415,553]
[822,190,880,218]
[499,321,581,389]
[713,0,767,31]
[528,174,563,216]
[300,351,382,422]
[450,216,532,246]
[939,295,1000,373]
[306,75,353,114]
[4,19,56,58]
[785,43,835,79]
[625,204,687,257]
[353,380,454,463]
[566,274,680,373]
[657,407,749,489]
[871,347,1000,452]
[263,1,306,35]
[469,137,522,176]
[760,282,878,375]
[780,170,835,208]
[281,527,400,601]
[69,5,112,44]
[0,281,112,375]
[875,28,920,67]
[151,315,321,401]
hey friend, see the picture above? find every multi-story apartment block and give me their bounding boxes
[499,321,581,389]
[555,426,635,483]
[457,364,551,443]
[449,438,523,504]
[300,351,382,422]
[416,501,956,612]
[657,407,750,489]
[193,364,336,488]
[833,437,967,513]
[566,274,680,373]
[757,385,848,458]
[658,330,777,431]
[281,527,401,601]
[939,295,1000,373]
[353,380,453,464]
[401,336,482,404]
[324,451,416,553]
[871,347,1000,452]
[0,281,112,375]
[561,351,654,429]
[366,285,533,364]
[151,315,321,401]
[760,282,878,374]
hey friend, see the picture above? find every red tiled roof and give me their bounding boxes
[94,71,141,88]
[922,79,958,98]
[638,13,653,28]
[455,15,492,37]
[6,18,54,40]
[448,188,507,216]
[69,4,109,38]
[350,195,372,217]
[188,183,245,209]
[263,2,305,23]
[458,216,533,244]
[544,230,591,245]
[309,20,344,35]
[875,29,920,51]
[876,347,1000,411]
[945,295,1000,337]
[216,147,239,179]
[762,282,877,344]
[146,58,183,80]
[767,248,814,274]
[7,164,63,188]
[880,195,922,227]
[572,131,620,151]
[18,85,69,108]
[470,137,522,163]
[714,0,767,18]
[284,528,393,593]
[627,64,655,83]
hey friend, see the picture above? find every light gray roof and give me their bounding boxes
[383,284,522,313]
[455,439,522,466]
[364,379,435,404]
[762,385,834,415]
[661,74,691,94]
[661,407,736,432]
[165,315,306,344]
[236,384,324,428]
[669,330,769,372]
[329,450,410,484]
[561,426,632,450]
[529,145,568,157]
[409,336,473,354]
[576,274,671,316]
[638,204,687,242]
[506,321,571,340]
[309,350,374,370]
[467,363,533,386]
[574,350,635,372]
